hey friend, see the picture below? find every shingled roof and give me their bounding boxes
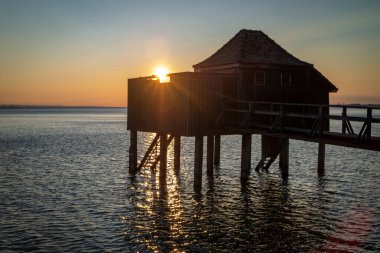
[193,29,311,68]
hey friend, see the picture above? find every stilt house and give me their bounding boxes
[127,29,337,137]
[127,30,380,188]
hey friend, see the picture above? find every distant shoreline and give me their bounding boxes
[0,105,127,109]
[1,104,379,109]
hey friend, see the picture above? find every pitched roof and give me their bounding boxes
[193,29,311,68]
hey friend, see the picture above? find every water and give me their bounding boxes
[0,108,379,252]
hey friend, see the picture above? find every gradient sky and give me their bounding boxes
[0,0,379,106]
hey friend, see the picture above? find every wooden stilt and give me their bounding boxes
[159,134,167,184]
[256,135,282,171]
[174,135,181,173]
[279,138,289,178]
[194,136,203,191]
[318,142,325,175]
[214,135,221,166]
[129,130,137,175]
[241,134,252,180]
[207,135,214,176]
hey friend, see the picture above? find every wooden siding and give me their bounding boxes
[127,72,231,136]
[200,66,331,131]
[128,66,333,136]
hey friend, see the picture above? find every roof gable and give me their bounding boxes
[194,29,311,68]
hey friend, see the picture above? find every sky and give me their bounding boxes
[0,0,379,106]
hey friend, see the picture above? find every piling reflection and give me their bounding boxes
[124,132,188,252]
[123,132,376,252]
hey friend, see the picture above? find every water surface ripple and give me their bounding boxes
[0,108,379,252]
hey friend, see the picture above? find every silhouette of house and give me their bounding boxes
[127,29,338,136]
[193,29,337,104]
[127,29,379,185]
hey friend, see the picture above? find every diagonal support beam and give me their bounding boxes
[137,134,159,171]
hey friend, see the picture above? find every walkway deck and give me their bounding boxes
[216,100,380,151]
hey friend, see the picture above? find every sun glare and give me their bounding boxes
[153,67,170,83]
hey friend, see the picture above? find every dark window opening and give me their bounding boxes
[281,72,292,87]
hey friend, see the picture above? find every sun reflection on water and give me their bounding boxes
[124,132,187,252]
[123,131,380,252]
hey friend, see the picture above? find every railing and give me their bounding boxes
[218,98,380,145]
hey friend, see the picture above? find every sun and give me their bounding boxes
[153,66,170,83]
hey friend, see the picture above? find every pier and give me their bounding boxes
[128,93,380,190]
[127,29,380,191]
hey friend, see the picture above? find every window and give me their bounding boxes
[255,71,265,86]
[281,72,292,87]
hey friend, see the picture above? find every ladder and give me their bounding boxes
[137,134,174,171]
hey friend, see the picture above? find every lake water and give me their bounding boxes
[0,108,379,252]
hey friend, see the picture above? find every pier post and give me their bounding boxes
[160,134,167,184]
[129,130,137,175]
[207,135,214,176]
[241,134,252,181]
[279,138,289,178]
[174,135,181,173]
[342,107,347,134]
[214,135,221,166]
[318,142,325,176]
[194,136,203,191]
[367,108,372,140]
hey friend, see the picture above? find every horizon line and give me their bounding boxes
[0,104,128,108]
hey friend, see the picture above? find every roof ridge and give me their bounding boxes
[239,29,248,62]
[193,29,311,68]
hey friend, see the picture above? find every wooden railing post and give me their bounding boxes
[342,106,347,134]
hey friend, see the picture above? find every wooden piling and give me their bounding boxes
[174,135,181,173]
[194,136,203,191]
[342,106,347,134]
[207,135,214,176]
[318,142,325,175]
[367,108,372,140]
[160,134,167,184]
[241,134,252,180]
[214,135,221,166]
[129,130,137,175]
[279,138,289,178]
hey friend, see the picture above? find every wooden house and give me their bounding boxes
[127,29,339,186]
[128,29,337,136]
[193,29,337,104]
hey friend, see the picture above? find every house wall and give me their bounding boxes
[197,65,330,105]
[127,72,229,136]
[197,65,331,130]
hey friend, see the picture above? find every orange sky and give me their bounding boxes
[0,1,379,106]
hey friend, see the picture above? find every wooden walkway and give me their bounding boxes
[129,99,380,191]
[216,99,380,152]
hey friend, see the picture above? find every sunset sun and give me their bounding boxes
[153,66,170,83]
